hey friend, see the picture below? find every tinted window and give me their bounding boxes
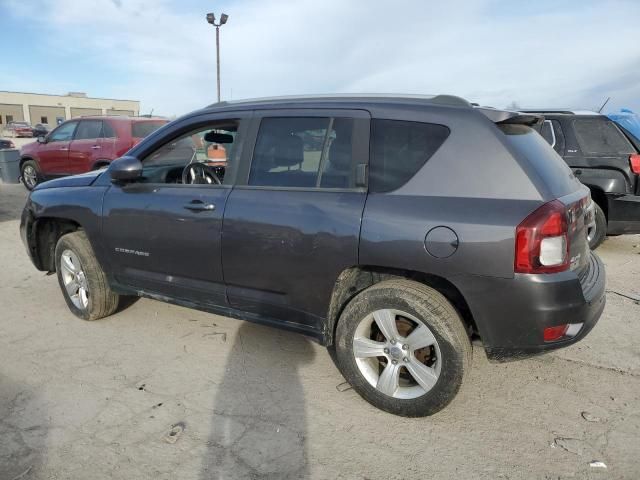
[370,119,449,192]
[249,117,355,188]
[49,122,78,142]
[102,121,116,138]
[540,120,555,146]
[75,120,103,140]
[573,119,634,155]
[132,121,166,138]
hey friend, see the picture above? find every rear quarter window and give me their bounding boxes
[132,121,167,138]
[573,119,634,155]
[370,119,450,192]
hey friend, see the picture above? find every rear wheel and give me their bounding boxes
[334,279,472,417]
[55,231,120,321]
[20,160,41,191]
[587,202,607,250]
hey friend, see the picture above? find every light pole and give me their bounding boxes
[206,12,229,103]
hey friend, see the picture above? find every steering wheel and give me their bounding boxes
[181,162,222,185]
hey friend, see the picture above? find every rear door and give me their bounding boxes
[37,120,78,174]
[222,109,370,333]
[68,119,103,174]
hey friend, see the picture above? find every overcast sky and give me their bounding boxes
[1,0,639,117]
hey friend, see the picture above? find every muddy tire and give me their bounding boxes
[335,279,472,417]
[588,202,607,250]
[55,230,120,321]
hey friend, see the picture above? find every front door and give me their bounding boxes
[222,110,370,332]
[101,115,247,306]
[38,120,78,175]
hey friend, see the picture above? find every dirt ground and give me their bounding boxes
[1,183,639,479]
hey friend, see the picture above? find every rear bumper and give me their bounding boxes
[457,252,606,361]
[606,193,640,234]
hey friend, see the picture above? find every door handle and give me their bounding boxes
[184,201,215,212]
[91,145,101,149]
[59,147,69,151]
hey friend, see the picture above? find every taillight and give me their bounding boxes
[515,200,569,274]
[630,154,640,174]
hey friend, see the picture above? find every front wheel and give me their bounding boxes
[21,160,41,191]
[55,231,120,320]
[334,279,472,417]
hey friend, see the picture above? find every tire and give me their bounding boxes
[55,230,120,321]
[334,279,472,417]
[588,202,607,250]
[20,160,41,191]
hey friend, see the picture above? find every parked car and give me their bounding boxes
[523,110,640,249]
[5,121,33,138]
[20,95,605,417]
[0,138,15,150]
[32,123,50,137]
[19,116,168,190]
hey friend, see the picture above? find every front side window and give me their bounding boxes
[573,119,634,155]
[141,121,239,185]
[75,120,103,140]
[48,121,78,142]
[370,119,450,192]
[249,117,355,188]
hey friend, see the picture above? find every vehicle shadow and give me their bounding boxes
[0,374,48,479]
[200,322,315,479]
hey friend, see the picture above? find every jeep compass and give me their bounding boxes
[21,95,606,416]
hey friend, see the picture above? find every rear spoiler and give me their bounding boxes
[475,107,543,127]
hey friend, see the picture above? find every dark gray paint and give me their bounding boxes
[20,95,606,359]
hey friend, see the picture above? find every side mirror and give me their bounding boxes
[37,136,46,144]
[109,156,142,182]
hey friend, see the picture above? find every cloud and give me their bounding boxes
[3,0,640,116]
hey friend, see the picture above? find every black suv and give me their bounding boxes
[21,95,605,416]
[524,110,640,248]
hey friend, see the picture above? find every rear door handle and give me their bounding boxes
[184,201,215,212]
[91,145,101,149]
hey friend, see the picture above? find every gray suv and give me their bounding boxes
[20,95,605,416]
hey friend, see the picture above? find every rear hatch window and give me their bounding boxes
[131,121,167,139]
[573,119,635,155]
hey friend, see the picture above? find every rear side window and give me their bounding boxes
[370,119,450,192]
[573,119,634,155]
[102,121,116,138]
[132,121,166,138]
[75,120,103,140]
[249,117,356,189]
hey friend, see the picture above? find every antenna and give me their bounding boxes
[597,97,610,113]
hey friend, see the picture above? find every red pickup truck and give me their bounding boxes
[19,116,167,190]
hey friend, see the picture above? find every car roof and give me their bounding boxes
[521,109,603,116]
[73,115,167,122]
[205,93,473,110]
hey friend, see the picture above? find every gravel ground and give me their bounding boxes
[1,183,639,479]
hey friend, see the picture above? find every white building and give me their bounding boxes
[0,91,140,127]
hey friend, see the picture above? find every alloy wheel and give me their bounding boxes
[60,249,90,310]
[352,308,442,399]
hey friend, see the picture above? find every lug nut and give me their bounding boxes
[383,348,390,354]
[391,359,398,365]
[390,338,396,344]
[402,344,408,350]
[403,357,409,363]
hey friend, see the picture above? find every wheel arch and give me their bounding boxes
[91,159,112,170]
[31,217,83,272]
[325,265,477,347]
[586,185,609,220]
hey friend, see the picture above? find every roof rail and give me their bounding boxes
[207,93,471,109]
[520,109,600,116]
